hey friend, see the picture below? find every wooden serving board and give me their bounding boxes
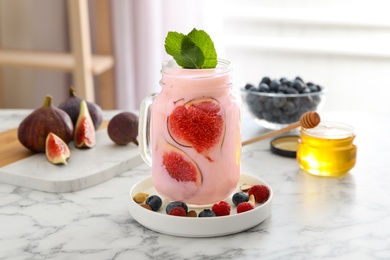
[0,128,38,167]
[0,122,143,193]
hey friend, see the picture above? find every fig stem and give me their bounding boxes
[69,86,76,97]
[42,95,53,107]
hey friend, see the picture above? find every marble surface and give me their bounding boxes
[1,109,390,259]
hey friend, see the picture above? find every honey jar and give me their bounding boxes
[297,122,357,177]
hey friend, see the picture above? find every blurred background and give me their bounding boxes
[0,0,389,114]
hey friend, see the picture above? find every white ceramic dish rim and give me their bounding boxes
[128,173,273,238]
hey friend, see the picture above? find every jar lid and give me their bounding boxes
[270,135,299,158]
[301,121,355,139]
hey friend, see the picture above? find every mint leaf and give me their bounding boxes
[187,29,217,68]
[165,33,204,68]
[164,31,185,58]
[179,36,205,68]
[164,28,217,69]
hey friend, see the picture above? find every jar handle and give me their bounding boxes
[138,93,157,166]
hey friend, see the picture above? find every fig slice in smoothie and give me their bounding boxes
[161,142,202,187]
[167,97,225,161]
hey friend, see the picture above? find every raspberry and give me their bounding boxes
[237,202,254,214]
[168,207,187,216]
[248,184,270,203]
[212,201,231,216]
[165,201,188,214]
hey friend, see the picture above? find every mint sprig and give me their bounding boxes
[164,28,217,69]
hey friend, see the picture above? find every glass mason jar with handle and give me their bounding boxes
[139,59,241,205]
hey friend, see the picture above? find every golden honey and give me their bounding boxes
[297,122,357,177]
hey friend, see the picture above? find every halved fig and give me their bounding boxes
[160,141,202,187]
[74,100,96,148]
[167,97,225,161]
[45,132,70,165]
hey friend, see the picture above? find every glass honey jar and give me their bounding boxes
[297,122,357,177]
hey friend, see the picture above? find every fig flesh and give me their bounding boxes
[167,97,225,161]
[45,132,70,165]
[107,111,139,145]
[59,86,103,130]
[18,95,74,153]
[161,142,202,187]
[74,100,96,148]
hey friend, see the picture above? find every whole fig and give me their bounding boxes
[58,86,103,130]
[107,112,139,145]
[18,95,74,153]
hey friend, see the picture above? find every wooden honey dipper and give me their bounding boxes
[242,111,321,146]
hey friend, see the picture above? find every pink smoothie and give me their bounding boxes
[150,59,241,205]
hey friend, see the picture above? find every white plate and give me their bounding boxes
[128,173,273,237]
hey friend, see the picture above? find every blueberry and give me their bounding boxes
[145,195,162,211]
[264,98,274,111]
[311,95,322,106]
[263,111,274,122]
[295,76,304,82]
[277,85,289,94]
[286,88,299,95]
[283,101,297,115]
[272,96,287,108]
[165,201,188,214]
[269,80,280,92]
[260,76,271,85]
[248,101,265,119]
[302,87,311,94]
[244,83,257,91]
[246,94,264,116]
[291,80,305,93]
[279,77,288,83]
[281,79,292,87]
[232,192,249,206]
[272,108,283,118]
[309,84,322,92]
[198,209,216,217]
[248,98,266,117]
[246,92,258,103]
[293,96,303,107]
[258,83,269,92]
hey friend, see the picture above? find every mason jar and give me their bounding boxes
[139,59,241,205]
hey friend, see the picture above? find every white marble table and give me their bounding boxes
[1,109,390,260]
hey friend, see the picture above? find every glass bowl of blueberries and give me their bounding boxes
[241,76,326,130]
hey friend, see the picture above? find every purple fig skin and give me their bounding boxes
[58,87,103,130]
[18,95,74,153]
[107,112,139,146]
